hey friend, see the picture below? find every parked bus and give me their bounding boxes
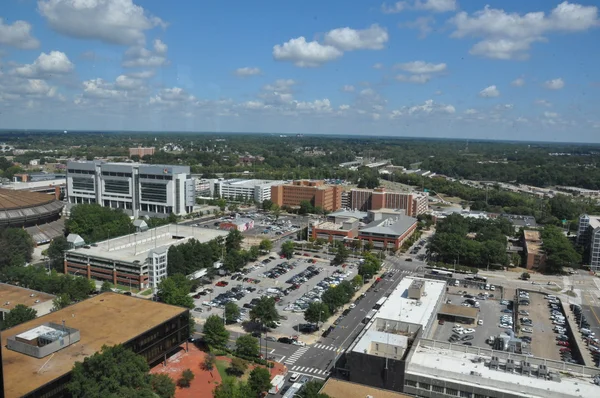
[268,375,285,395]
[363,309,377,324]
[430,269,453,277]
[473,275,487,282]
[282,382,304,398]
[373,297,387,310]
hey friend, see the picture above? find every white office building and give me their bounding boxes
[577,214,600,271]
[216,179,285,203]
[67,161,195,218]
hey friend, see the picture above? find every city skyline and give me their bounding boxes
[1,0,599,142]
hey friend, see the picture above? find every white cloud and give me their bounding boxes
[273,37,342,67]
[122,39,168,68]
[0,18,39,49]
[511,77,525,87]
[395,74,431,84]
[399,16,435,38]
[150,87,196,105]
[38,0,166,45]
[479,85,500,98]
[544,78,565,90]
[82,78,125,99]
[127,70,155,79]
[382,0,457,13]
[115,75,145,91]
[341,85,355,92]
[373,63,384,69]
[395,61,447,74]
[14,51,74,78]
[464,108,477,114]
[8,79,58,97]
[450,2,600,60]
[263,79,296,93]
[534,99,552,107]
[408,99,455,114]
[323,24,389,51]
[234,67,261,77]
[294,99,333,113]
[544,111,559,118]
[495,103,514,110]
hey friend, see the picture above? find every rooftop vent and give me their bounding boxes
[408,280,424,299]
[6,322,80,359]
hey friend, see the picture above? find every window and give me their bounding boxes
[474,394,486,398]
[104,179,130,194]
[431,385,445,393]
[72,177,95,191]
[405,380,417,387]
[418,382,430,391]
[141,182,167,203]
[460,391,473,398]
[446,388,459,396]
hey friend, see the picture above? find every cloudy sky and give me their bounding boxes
[1,0,599,142]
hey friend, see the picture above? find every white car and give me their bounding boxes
[500,324,513,329]
[463,328,476,334]
[478,319,484,325]
[522,327,533,333]
[349,303,356,309]
[292,340,306,346]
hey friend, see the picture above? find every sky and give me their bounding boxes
[1,0,600,142]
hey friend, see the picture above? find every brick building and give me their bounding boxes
[522,230,546,270]
[129,147,155,158]
[349,188,428,216]
[271,180,342,211]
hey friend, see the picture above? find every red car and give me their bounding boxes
[303,253,310,256]
[560,347,571,352]
[557,341,570,347]
[215,281,228,287]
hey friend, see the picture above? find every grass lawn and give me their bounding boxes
[214,357,254,383]
[140,289,153,296]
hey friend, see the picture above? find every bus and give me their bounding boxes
[430,269,453,278]
[473,275,487,282]
[282,382,304,398]
[363,309,377,324]
[373,297,387,310]
[268,375,285,395]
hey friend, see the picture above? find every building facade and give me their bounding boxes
[271,180,342,211]
[129,147,155,158]
[349,188,428,216]
[66,161,195,218]
[358,214,418,250]
[577,214,600,271]
[219,218,255,232]
[522,230,546,270]
[216,179,284,203]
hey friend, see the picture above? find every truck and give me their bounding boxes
[282,382,304,398]
[268,375,285,395]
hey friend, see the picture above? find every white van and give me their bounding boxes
[490,285,496,291]
[454,280,460,287]
[546,295,557,300]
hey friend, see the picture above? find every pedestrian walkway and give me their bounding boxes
[313,343,337,351]
[291,365,329,376]
[284,346,309,365]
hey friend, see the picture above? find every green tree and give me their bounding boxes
[227,357,248,376]
[100,281,113,292]
[351,274,363,289]
[177,369,195,388]
[52,293,72,311]
[2,304,37,330]
[521,272,531,280]
[297,380,330,398]
[332,242,349,265]
[248,366,272,396]
[47,236,70,271]
[249,296,280,326]
[157,274,194,309]
[271,204,281,220]
[225,302,241,324]
[216,198,227,212]
[262,199,274,211]
[213,378,254,398]
[304,301,330,326]
[68,345,154,398]
[66,204,133,243]
[248,245,260,261]
[149,374,176,398]
[235,334,260,358]
[299,200,313,215]
[281,240,294,259]
[203,353,216,371]
[226,229,244,252]
[0,228,35,267]
[259,239,273,253]
[203,315,229,347]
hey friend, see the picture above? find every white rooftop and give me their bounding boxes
[352,277,446,354]
[407,339,600,398]
[220,179,285,188]
[16,325,57,341]
[66,224,228,263]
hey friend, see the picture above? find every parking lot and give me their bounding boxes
[434,292,505,348]
[191,253,358,339]
[519,290,563,362]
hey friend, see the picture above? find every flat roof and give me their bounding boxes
[66,224,228,263]
[314,220,356,231]
[360,215,417,236]
[352,277,445,354]
[320,379,413,398]
[220,179,285,188]
[1,292,188,398]
[16,325,57,341]
[407,339,600,398]
[0,283,55,311]
[524,230,541,241]
[439,303,479,319]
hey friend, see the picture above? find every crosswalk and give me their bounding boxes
[284,346,309,365]
[291,365,329,376]
[313,343,338,351]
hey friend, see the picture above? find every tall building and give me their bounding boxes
[67,161,195,218]
[271,180,342,211]
[349,188,428,216]
[129,147,155,158]
[577,214,600,271]
[216,179,285,203]
[522,230,546,270]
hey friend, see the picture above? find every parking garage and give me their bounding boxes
[437,304,479,325]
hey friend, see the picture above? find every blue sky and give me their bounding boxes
[1,0,599,142]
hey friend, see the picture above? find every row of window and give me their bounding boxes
[139,174,173,180]
[141,182,168,203]
[406,380,488,398]
[101,171,133,177]
[71,177,95,191]
[68,168,95,175]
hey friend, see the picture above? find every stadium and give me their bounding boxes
[0,189,64,244]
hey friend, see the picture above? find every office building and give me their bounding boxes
[129,147,155,158]
[337,277,446,392]
[64,224,228,289]
[271,180,342,211]
[522,230,546,270]
[358,212,418,250]
[1,293,190,398]
[66,161,195,218]
[311,218,360,243]
[216,179,284,203]
[349,188,428,216]
[0,284,55,325]
[577,214,600,271]
[340,191,350,209]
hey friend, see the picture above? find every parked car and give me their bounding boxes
[278,337,293,344]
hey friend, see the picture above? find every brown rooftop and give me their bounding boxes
[1,292,188,398]
[0,283,55,311]
[320,379,413,398]
[0,188,55,210]
[439,303,479,319]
